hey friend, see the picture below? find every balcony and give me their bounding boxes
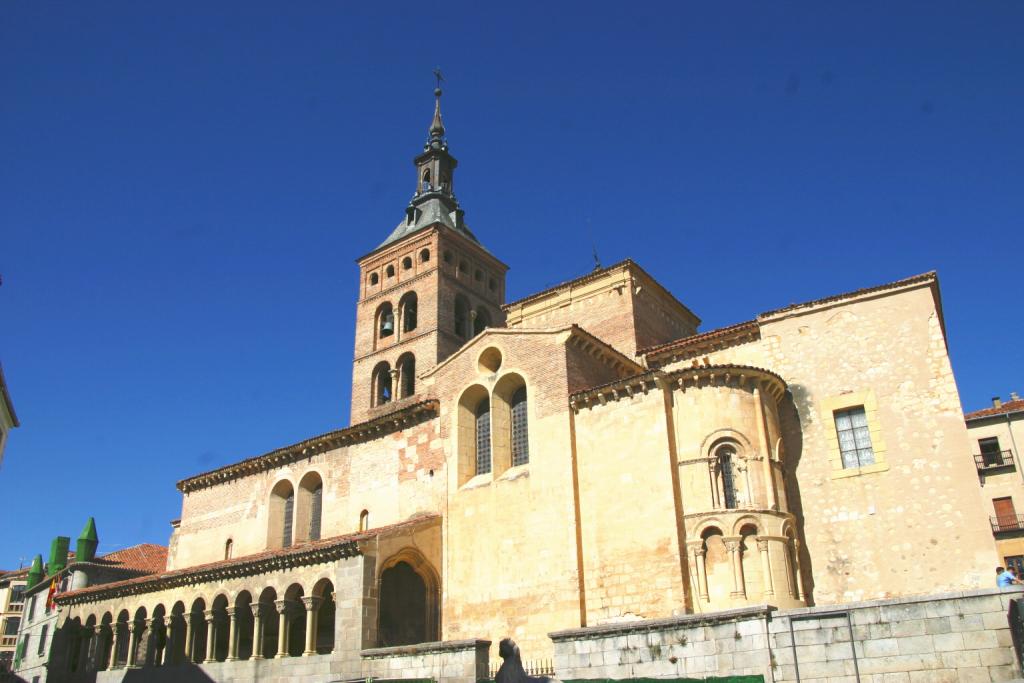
[0,636,14,647]
[6,604,21,614]
[975,450,1015,471]
[991,514,1024,533]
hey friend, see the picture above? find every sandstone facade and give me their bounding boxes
[42,90,1009,682]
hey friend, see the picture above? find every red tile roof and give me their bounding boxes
[94,544,168,575]
[640,320,759,358]
[57,514,439,604]
[965,399,1024,421]
[758,271,937,319]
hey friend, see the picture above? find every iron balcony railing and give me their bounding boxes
[0,636,15,647]
[991,514,1024,533]
[4,604,20,614]
[975,450,1015,470]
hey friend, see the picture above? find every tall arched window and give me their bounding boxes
[268,480,295,549]
[422,169,431,190]
[309,483,322,541]
[473,307,492,336]
[717,445,737,509]
[511,386,529,466]
[397,353,416,398]
[454,295,470,339]
[400,292,418,333]
[224,539,233,560]
[475,397,491,475]
[359,510,369,531]
[372,362,392,406]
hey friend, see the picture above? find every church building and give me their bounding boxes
[48,87,999,683]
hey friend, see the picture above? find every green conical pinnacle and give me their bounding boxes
[76,517,99,562]
[27,554,43,588]
[79,517,98,542]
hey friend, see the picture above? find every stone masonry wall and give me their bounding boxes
[551,588,1022,683]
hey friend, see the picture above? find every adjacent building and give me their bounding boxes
[0,568,28,673]
[14,520,166,682]
[0,363,18,469]
[967,393,1024,575]
[38,89,1008,682]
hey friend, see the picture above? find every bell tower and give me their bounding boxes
[350,85,508,424]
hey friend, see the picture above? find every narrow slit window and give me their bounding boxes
[475,398,491,475]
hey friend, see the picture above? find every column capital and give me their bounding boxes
[250,603,264,619]
[204,609,216,622]
[127,622,139,634]
[94,625,104,636]
[756,538,770,552]
[144,618,155,628]
[274,599,290,615]
[301,596,322,610]
[723,537,743,552]
[226,607,236,617]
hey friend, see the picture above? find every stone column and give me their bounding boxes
[108,624,120,669]
[250,604,264,660]
[792,539,805,601]
[724,537,745,598]
[301,597,322,656]
[161,618,174,666]
[203,610,216,663]
[274,600,289,658]
[687,542,709,602]
[126,622,140,668]
[757,539,774,597]
[93,625,105,671]
[226,607,239,661]
[184,615,194,662]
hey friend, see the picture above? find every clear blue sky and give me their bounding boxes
[2,2,1021,569]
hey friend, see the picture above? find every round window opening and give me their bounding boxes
[478,347,503,374]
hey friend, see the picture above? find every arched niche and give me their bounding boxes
[377,549,439,647]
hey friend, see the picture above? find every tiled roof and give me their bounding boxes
[640,320,759,359]
[503,259,701,326]
[94,544,168,575]
[758,271,937,320]
[177,399,439,493]
[57,515,439,605]
[965,399,1024,421]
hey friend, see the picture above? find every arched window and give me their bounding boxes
[385,264,395,278]
[378,303,394,338]
[419,248,430,263]
[717,445,737,509]
[372,362,392,406]
[402,256,413,271]
[400,292,417,333]
[359,510,369,532]
[297,472,323,543]
[224,539,233,560]
[422,169,431,190]
[397,353,416,398]
[268,480,295,549]
[454,295,470,339]
[473,307,492,336]
[511,386,529,466]
[369,272,379,286]
[475,397,491,475]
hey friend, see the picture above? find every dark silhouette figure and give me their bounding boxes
[495,638,559,683]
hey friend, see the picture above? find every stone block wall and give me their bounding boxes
[551,589,1023,682]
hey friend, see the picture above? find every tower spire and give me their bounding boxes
[428,68,446,149]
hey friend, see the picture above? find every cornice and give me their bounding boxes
[177,400,439,493]
[569,364,787,412]
[57,538,360,606]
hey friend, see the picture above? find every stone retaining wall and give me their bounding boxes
[550,588,1024,683]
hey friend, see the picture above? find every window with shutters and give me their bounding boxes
[310,484,322,541]
[475,397,491,475]
[511,386,529,466]
[37,625,47,655]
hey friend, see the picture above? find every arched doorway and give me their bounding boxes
[378,552,439,647]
